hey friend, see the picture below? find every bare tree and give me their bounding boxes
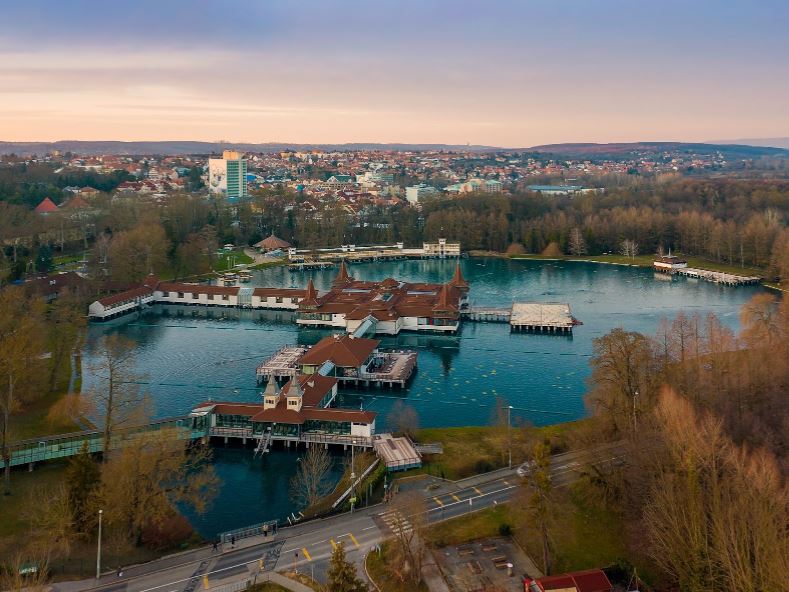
[568,227,587,256]
[290,444,333,508]
[620,239,639,260]
[0,288,47,494]
[389,489,426,585]
[387,400,419,439]
[522,441,554,576]
[87,334,150,456]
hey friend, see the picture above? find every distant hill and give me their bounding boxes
[709,137,789,150]
[524,142,788,159]
[0,140,500,157]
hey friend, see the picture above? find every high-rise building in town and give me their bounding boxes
[208,150,248,199]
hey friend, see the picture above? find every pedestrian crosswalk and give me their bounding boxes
[378,510,413,536]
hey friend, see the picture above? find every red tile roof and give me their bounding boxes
[530,569,612,592]
[298,334,379,368]
[34,197,59,213]
[98,286,153,307]
[158,282,240,296]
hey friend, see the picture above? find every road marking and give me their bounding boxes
[473,486,483,495]
[349,533,360,548]
[302,547,311,561]
[362,525,375,531]
[433,496,444,507]
[502,480,510,486]
[330,538,338,550]
[451,494,461,502]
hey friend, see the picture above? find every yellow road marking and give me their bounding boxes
[473,487,483,495]
[451,494,461,502]
[330,538,338,550]
[302,547,311,561]
[349,533,360,548]
[433,496,444,507]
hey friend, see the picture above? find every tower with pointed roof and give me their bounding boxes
[300,278,320,308]
[262,378,280,409]
[332,260,353,287]
[449,262,469,293]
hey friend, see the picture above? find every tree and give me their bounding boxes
[386,400,419,439]
[35,244,53,273]
[568,227,587,256]
[290,444,333,509]
[107,222,170,283]
[65,442,101,535]
[389,489,426,585]
[586,328,655,436]
[46,294,86,393]
[0,288,47,494]
[620,239,639,260]
[522,441,554,575]
[98,428,218,547]
[325,541,367,592]
[87,334,150,456]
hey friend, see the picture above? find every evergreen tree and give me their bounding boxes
[35,244,53,273]
[65,442,100,534]
[325,542,367,592]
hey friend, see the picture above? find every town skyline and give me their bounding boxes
[1,0,787,146]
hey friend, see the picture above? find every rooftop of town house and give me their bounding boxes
[528,568,612,592]
[298,334,380,368]
[34,196,59,213]
[251,287,307,298]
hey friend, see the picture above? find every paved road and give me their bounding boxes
[52,444,623,592]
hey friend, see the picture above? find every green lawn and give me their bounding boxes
[214,250,253,272]
[410,422,580,481]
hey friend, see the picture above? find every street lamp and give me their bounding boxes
[96,509,103,580]
[350,439,357,513]
[507,405,513,470]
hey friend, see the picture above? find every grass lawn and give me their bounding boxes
[412,422,581,481]
[10,389,83,440]
[365,541,429,592]
[214,250,254,272]
[424,504,514,548]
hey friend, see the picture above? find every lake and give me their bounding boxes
[82,257,765,535]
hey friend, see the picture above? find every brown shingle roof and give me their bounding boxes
[298,334,379,368]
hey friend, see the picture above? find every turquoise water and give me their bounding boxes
[82,258,765,536]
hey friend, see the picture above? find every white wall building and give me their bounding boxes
[208,150,248,199]
[405,183,439,204]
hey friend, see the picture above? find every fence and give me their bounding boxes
[219,519,279,545]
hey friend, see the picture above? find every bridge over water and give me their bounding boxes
[1,416,204,469]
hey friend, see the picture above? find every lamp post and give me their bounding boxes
[350,439,357,512]
[96,509,103,580]
[507,405,513,469]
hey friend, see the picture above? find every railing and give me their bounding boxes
[300,432,372,447]
[2,415,202,469]
[332,458,380,509]
[219,519,278,545]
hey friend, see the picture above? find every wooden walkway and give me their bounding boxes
[675,267,761,285]
[256,345,309,383]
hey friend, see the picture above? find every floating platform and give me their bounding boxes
[288,261,335,271]
[510,302,574,333]
[463,303,576,333]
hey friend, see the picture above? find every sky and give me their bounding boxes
[1,0,787,147]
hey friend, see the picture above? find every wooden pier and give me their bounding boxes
[510,302,574,334]
[463,303,576,333]
[288,261,335,271]
[674,267,760,286]
[256,345,309,383]
[356,350,418,388]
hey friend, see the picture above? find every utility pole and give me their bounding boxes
[96,509,103,580]
[350,439,356,512]
[508,405,513,469]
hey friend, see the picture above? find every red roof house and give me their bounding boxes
[526,569,612,592]
[34,197,59,214]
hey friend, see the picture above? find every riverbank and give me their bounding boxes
[469,249,767,278]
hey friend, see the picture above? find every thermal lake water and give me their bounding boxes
[82,258,765,536]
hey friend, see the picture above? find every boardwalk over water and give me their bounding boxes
[462,302,576,334]
[675,267,760,286]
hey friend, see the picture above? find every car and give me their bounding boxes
[516,460,536,478]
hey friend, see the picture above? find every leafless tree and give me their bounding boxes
[389,489,426,585]
[568,227,587,256]
[387,400,419,439]
[620,239,639,260]
[290,444,333,508]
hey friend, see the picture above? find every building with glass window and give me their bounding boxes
[208,150,248,199]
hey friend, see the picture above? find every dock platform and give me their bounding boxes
[373,433,422,471]
[256,346,309,383]
[510,302,574,334]
[357,350,418,388]
[675,267,760,285]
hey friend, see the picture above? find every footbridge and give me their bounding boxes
[1,415,205,469]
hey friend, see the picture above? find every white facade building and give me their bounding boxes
[405,183,439,204]
[208,151,248,199]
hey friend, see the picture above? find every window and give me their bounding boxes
[275,296,283,304]
[178,292,185,298]
[162,291,169,297]
[288,399,299,406]
[222,294,229,301]
[207,294,214,301]
[192,293,198,299]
